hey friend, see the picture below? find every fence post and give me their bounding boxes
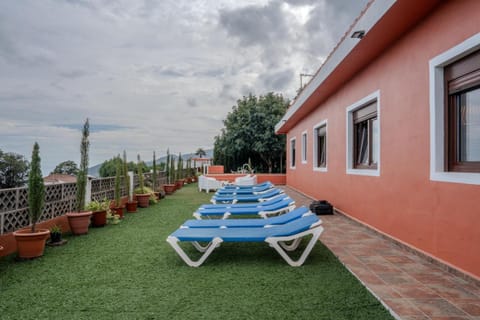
[128,171,134,200]
[85,177,92,205]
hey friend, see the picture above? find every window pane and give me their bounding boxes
[319,136,326,166]
[459,88,480,161]
[356,122,369,165]
[291,140,296,167]
[371,118,379,165]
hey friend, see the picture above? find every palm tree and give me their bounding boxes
[195,148,206,158]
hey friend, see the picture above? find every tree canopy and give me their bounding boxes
[214,93,288,173]
[99,157,136,178]
[0,149,29,189]
[51,160,79,175]
[195,148,206,158]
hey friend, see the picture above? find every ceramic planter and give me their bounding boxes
[91,210,107,227]
[112,206,125,219]
[136,193,150,208]
[163,184,176,195]
[66,211,93,235]
[175,179,184,189]
[126,201,138,213]
[13,228,50,259]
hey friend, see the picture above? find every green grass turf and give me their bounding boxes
[0,183,394,319]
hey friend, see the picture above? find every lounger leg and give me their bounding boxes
[166,236,223,267]
[265,225,324,267]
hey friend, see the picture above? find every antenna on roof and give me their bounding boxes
[299,73,314,90]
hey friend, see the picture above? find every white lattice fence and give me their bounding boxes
[91,176,127,201]
[0,183,77,235]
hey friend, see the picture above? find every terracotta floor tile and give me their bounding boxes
[366,262,402,274]
[429,284,480,300]
[384,255,418,264]
[411,298,468,317]
[368,284,403,299]
[449,299,480,316]
[377,272,417,285]
[382,298,425,317]
[395,284,441,299]
[429,317,472,320]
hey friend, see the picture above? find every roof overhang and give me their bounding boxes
[275,0,442,134]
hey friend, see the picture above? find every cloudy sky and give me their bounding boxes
[0,0,368,174]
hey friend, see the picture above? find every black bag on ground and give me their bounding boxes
[309,200,333,215]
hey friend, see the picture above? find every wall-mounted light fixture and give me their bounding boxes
[351,30,365,39]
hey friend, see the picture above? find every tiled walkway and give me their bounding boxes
[282,186,480,320]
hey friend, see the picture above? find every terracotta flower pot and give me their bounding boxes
[66,211,93,235]
[136,194,150,208]
[13,228,50,259]
[91,210,107,227]
[126,201,137,213]
[175,179,184,189]
[163,184,176,195]
[112,206,125,219]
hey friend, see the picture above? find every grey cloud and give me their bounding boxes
[219,1,290,47]
[186,97,197,108]
[259,69,294,91]
[58,69,90,79]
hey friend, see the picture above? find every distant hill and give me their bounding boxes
[88,149,213,177]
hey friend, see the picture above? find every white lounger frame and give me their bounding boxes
[166,221,324,267]
[192,202,296,220]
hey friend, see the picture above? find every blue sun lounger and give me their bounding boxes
[223,181,272,189]
[187,206,309,227]
[215,183,273,195]
[167,214,323,267]
[211,188,283,204]
[194,196,295,219]
[199,194,287,210]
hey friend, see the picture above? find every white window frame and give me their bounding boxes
[346,90,381,176]
[429,32,480,185]
[290,137,296,169]
[313,120,328,172]
[301,131,307,164]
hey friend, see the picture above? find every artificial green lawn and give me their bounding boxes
[0,183,393,319]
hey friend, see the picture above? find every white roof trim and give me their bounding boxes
[275,0,396,133]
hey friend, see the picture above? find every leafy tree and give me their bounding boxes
[51,160,79,175]
[0,149,29,189]
[195,148,206,158]
[213,93,288,173]
[99,157,135,177]
[28,142,45,232]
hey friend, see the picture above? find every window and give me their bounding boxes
[353,102,378,169]
[313,121,327,170]
[445,50,480,172]
[430,33,480,185]
[346,91,380,176]
[301,132,307,163]
[290,137,296,168]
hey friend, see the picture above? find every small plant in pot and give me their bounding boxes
[123,150,137,213]
[66,119,92,235]
[85,198,109,227]
[135,154,150,208]
[47,224,66,246]
[175,153,184,189]
[13,142,50,259]
[152,151,160,201]
[163,149,176,195]
[112,156,125,218]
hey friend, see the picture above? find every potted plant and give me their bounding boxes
[123,151,137,213]
[13,142,50,259]
[112,156,125,217]
[66,119,93,235]
[85,198,109,227]
[175,153,184,189]
[47,224,67,246]
[163,149,176,195]
[152,151,160,200]
[135,154,150,207]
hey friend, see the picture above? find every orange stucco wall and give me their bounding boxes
[286,1,480,278]
[207,165,225,174]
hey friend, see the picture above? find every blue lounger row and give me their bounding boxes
[223,181,272,189]
[215,182,273,195]
[199,194,287,210]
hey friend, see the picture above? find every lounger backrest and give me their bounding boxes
[269,214,320,237]
[266,206,309,224]
[262,198,294,211]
